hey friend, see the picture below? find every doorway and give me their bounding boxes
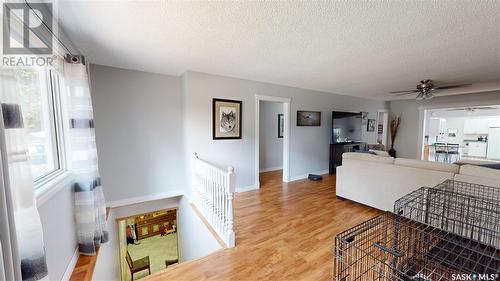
[421,105,500,163]
[255,95,291,188]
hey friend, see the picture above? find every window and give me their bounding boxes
[8,67,65,182]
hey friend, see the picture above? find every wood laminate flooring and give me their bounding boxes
[145,170,381,281]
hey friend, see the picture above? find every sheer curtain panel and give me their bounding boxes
[0,68,49,281]
[64,56,108,255]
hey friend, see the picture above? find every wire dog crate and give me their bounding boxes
[334,212,500,281]
[394,180,500,249]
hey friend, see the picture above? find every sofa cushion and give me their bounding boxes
[369,149,390,157]
[394,158,459,173]
[342,152,394,164]
[459,164,500,180]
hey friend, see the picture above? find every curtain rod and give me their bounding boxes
[23,0,74,56]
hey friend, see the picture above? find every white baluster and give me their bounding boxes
[192,155,235,248]
[226,166,235,247]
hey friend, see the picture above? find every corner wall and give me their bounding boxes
[184,71,387,188]
[89,65,186,203]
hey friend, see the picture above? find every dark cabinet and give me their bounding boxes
[329,142,368,174]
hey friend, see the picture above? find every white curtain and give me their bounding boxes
[0,69,48,281]
[64,58,108,255]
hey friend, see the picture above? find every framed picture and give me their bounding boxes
[361,112,368,126]
[278,114,284,138]
[212,98,242,140]
[297,111,321,126]
[448,128,458,138]
[367,119,376,132]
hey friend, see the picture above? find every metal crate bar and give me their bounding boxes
[334,212,500,281]
[394,183,500,248]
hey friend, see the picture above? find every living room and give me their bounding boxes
[0,1,499,281]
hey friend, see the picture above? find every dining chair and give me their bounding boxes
[446,143,460,163]
[434,143,447,162]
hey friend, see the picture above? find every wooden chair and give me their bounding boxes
[126,250,150,280]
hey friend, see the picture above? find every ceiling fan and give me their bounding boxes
[390,79,471,100]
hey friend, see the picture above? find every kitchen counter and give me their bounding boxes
[463,139,488,143]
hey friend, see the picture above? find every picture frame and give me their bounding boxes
[212,98,242,140]
[278,114,284,138]
[367,119,376,132]
[297,111,321,126]
[361,112,368,126]
[448,128,458,138]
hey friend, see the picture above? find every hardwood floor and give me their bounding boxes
[146,171,381,281]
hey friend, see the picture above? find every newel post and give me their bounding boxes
[226,166,235,247]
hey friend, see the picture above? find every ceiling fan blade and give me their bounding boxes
[432,84,472,90]
[476,107,499,110]
[396,92,419,96]
[390,90,418,94]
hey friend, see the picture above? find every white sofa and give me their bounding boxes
[336,152,500,211]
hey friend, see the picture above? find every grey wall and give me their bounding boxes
[90,65,185,203]
[389,90,500,158]
[259,101,283,171]
[38,182,77,280]
[90,66,387,195]
[184,71,387,188]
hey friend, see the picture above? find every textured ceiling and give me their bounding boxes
[57,0,500,100]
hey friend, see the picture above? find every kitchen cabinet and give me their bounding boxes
[490,118,500,127]
[464,119,490,134]
[464,141,487,157]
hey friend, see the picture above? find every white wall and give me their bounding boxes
[259,101,283,171]
[37,182,77,281]
[176,197,222,262]
[184,71,387,188]
[90,65,186,203]
[389,90,500,158]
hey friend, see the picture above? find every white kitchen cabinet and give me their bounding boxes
[490,118,500,127]
[465,141,487,157]
[464,119,490,134]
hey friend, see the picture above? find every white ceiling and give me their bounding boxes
[56,0,500,100]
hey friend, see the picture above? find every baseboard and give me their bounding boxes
[259,166,283,173]
[106,190,184,208]
[289,169,329,182]
[61,247,79,281]
[235,185,259,193]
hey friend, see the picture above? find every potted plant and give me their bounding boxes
[389,114,401,158]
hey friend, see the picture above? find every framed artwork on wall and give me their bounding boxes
[297,111,321,126]
[212,98,242,140]
[367,119,376,132]
[361,112,368,126]
[278,114,284,138]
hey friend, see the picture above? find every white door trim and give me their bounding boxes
[255,95,292,187]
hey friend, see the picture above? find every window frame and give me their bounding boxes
[33,69,68,188]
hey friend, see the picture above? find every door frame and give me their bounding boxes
[255,95,291,188]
